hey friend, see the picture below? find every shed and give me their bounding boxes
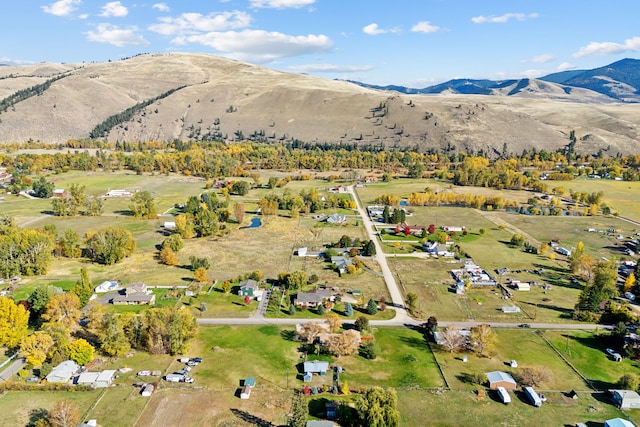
[163,221,176,230]
[486,371,517,391]
[240,385,252,399]
[605,419,636,427]
[298,247,308,256]
[610,389,640,409]
[244,377,256,388]
[516,282,531,291]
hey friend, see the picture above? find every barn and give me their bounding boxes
[486,371,517,391]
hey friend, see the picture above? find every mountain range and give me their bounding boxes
[349,58,640,103]
[0,53,639,155]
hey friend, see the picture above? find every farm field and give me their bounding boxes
[0,391,100,427]
[562,178,640,223]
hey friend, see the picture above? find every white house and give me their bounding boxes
[94,280,119,293]
[75,370,116,388]
[46,360,80,383]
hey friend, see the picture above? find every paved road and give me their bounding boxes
[0,357,26,382]
[347,185,412,322]
[195,316,609,331]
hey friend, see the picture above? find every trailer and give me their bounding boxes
[165,374,184,383]
[497,386,511,404]
[525,386,542,407]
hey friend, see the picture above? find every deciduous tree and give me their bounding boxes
[85,227,135,265]
[66,338,95,366]
[440,326,466,353]
[0,296,29,348]
[20,332,54,366]
[325,330,361,357]
[130,190,156,218]
[71,267,93,307]
[356,387,399,427]
[469,324,497,357]
[42,294,81,332]
[325,313,342,333]
[49,399,80,427]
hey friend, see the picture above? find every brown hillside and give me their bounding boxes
[0,53,639,154]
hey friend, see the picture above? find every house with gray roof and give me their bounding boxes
[295,289,333,308]
[111,282,155,305]
[46,360,80,383]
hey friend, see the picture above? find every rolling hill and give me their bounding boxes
[0,53,639,154]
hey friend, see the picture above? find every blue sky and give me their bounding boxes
[2,0,640,86]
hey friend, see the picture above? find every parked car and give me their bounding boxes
[190,357,203,363]
[519,323,531,328]
[175,369,189,376]
[187,360,199,367]
[137,371,152,376]
[183,376,194,383]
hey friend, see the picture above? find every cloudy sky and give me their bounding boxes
[2,0,640,86]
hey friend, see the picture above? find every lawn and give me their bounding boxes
[0,390,100,427]
[544,330,640,390]
[562,178,640,223]
[397,389,631,427]
[433,329,588,391]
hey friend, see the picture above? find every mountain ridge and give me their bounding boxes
[0,53,639,154]
[348,58,640,103]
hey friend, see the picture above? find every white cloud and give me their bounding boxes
[362,23,398,36]
[411,21,441,34]
[149,11,251,36]
[86,23,149,47]
[42,0,81,17]
[152,3,170,12]
[471,12,539,24]
[557,62,576,71]
[250,0,315,9]
[99,1,128,17]
[0,57,37,66]
[288,63,374,73]
[573,36,640,58]
[181,30,332,62]
[525,54,555,63]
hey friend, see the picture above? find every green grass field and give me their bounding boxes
[562,178,640,223]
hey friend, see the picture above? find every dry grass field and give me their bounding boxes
[2,53,640,153]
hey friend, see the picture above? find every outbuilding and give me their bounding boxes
[605,418,636,427]
[240,385,252,399]
[486,371,517,391]
[141,383,155,397]
[610,389,640,409]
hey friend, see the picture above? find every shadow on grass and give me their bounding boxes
[308,397,331,419]
[280,329,297,341]
[230,408,274,427]
[27,408,49,427]
[398,336,428,349]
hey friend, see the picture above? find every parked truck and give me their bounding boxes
[525,386,542,407]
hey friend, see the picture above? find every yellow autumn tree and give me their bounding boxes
[20,332,54,366]
[0,296,30,348]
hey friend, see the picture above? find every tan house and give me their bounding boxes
[111,282,155,305]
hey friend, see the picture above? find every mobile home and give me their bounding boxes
[497,386,511,404]
[525,386,542,407]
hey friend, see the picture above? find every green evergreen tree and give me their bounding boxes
[288,393,308,427]
[367,298,378,315]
